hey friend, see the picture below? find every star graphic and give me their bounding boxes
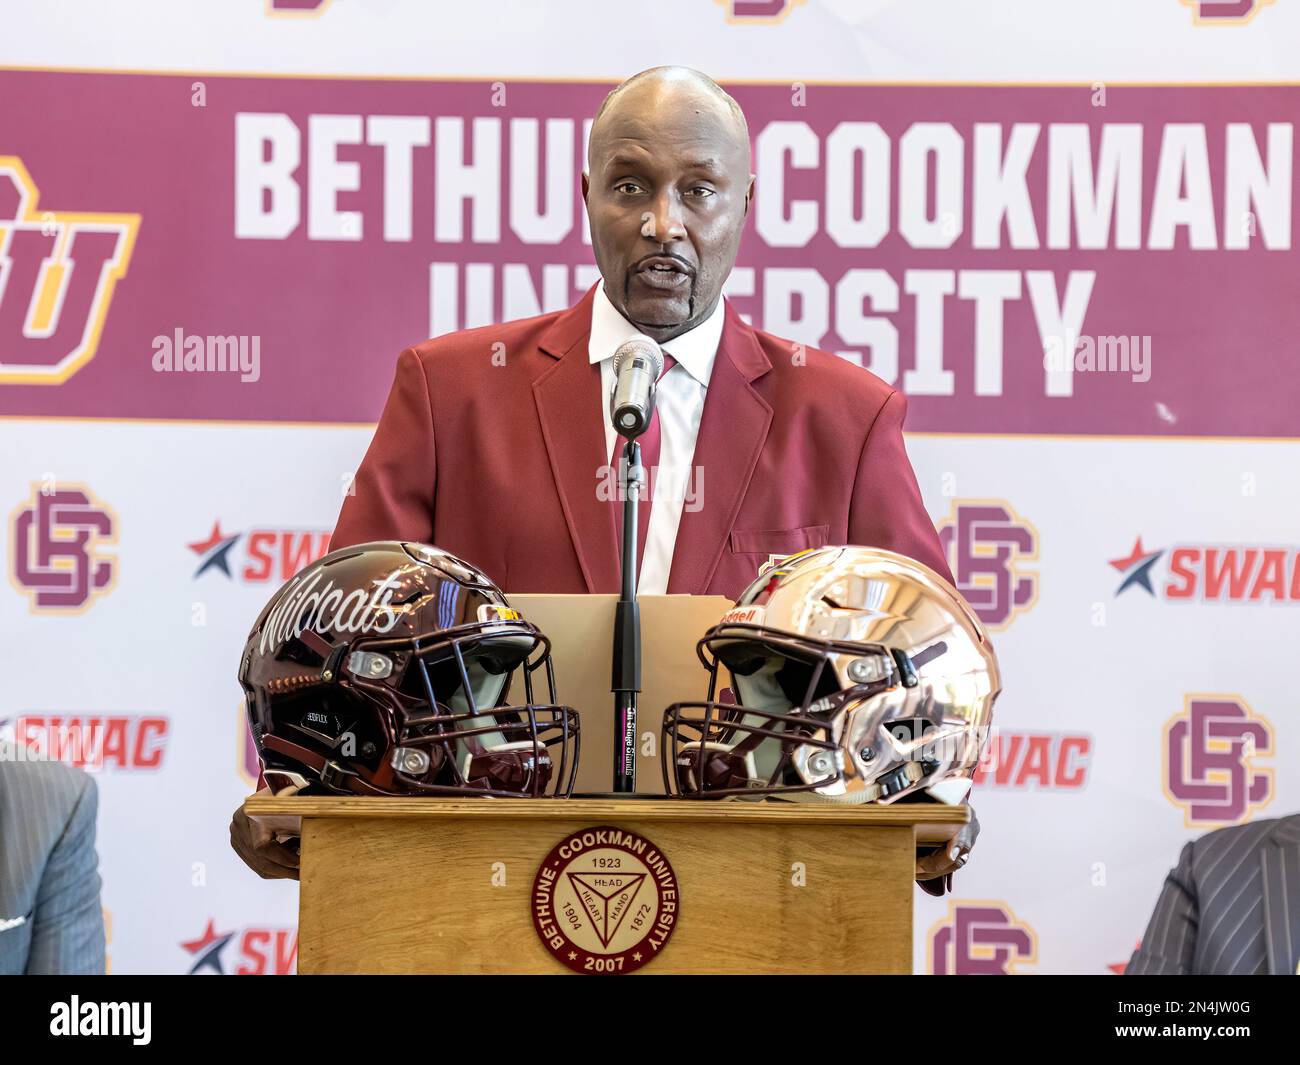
[1109,537,1165,597]
[567,951,577,961]
[188,521,242,579]
[181,918,236,975]
[632,951,642,961]
[1108,942,1140,974]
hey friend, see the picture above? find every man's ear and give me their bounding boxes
[744,173,756,217]
[581,171,590,204]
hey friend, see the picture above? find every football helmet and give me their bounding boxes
[662,547,998,804]
[239,541,579,797]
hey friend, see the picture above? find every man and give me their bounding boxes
[0,746,106,975]
[1126,813,1300,975]
[231,67,973,895]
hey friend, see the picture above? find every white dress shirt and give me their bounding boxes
[588,280,725,596]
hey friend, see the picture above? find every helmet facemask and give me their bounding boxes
[366,623,579,797]
[256,621,580,798]
[663,624,897,800]
[664,622,983,804]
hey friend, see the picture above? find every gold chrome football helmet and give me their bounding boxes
[662,547,999,804]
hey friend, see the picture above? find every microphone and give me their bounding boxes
[610,337,664,438]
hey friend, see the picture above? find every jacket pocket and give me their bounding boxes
[729,524,830,557]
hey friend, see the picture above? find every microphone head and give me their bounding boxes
[612,337,664,380]
[610,337,665,438]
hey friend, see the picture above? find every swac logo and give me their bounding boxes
[0,158,139,385]
[1182,0,1275,24]
[716,0,806,23]
[973,730,1091,790]
[181,920,297,975]
[1110,537,1300,602]
[937,500,1038,629]
[1163,695,1273,827]
[8,714,169,771]
[188,520,331,583]
[928,901,1037,975]
[9,484,117,613]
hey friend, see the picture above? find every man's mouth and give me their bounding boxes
[632,255,693,292]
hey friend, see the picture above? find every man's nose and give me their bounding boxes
[641,190,687,244]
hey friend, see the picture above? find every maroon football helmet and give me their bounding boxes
[239,541,579,797]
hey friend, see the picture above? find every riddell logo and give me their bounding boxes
[937,500,1038,629]
[1182,0,1275,24]
[973,730,1091,789]
[1164,695,1273,827]
[1110,537,1300,602]
[6,715,168,771]
[182,920,298,975]
[188,521,331,582]
[0,157,139,385]
[928,901,1037,975]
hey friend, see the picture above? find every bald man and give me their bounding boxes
[233,67,974,894]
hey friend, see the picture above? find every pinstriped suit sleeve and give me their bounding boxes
[1127,841,1198,975]
[25,772,105,975]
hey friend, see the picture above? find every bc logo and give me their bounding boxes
[9,484,117,613]
[0,158,139,385]
[1164,695,1273,827]
[929,901,1037,975]
[716,0,807,23]
[1182,0,1275,23]
[937,500,1038,629]
[267,0,332,14]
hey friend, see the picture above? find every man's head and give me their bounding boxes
[583,67,755,343]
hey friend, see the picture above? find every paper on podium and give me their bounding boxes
[510,593,732,794]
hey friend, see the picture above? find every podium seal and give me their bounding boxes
[531,825,679,974]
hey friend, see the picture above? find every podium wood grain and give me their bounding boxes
[246,797,968,975]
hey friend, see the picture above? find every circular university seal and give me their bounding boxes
[531,825,679,975]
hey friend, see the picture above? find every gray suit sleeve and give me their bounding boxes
[25,772,105,975]
[1126,840,1198,975]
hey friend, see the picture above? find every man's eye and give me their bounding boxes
[614,182,643,195]
[688,187,716,199]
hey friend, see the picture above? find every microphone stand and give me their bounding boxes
[611,436,645,793]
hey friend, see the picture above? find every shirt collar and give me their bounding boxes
[588,279,724,388]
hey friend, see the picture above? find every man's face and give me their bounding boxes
[583,83,754,343]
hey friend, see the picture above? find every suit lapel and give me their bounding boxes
[533,286,620,593]
[667,302,772,594]
[1261,814,1300,975]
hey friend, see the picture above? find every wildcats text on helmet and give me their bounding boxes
[258,566,403,654]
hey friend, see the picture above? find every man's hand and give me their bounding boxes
[229,784,304,880]
[915,803,980,895]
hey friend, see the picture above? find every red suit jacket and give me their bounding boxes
[332,285,951,598]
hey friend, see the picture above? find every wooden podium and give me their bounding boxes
[244,795,967,974]
[243,594,969,974]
